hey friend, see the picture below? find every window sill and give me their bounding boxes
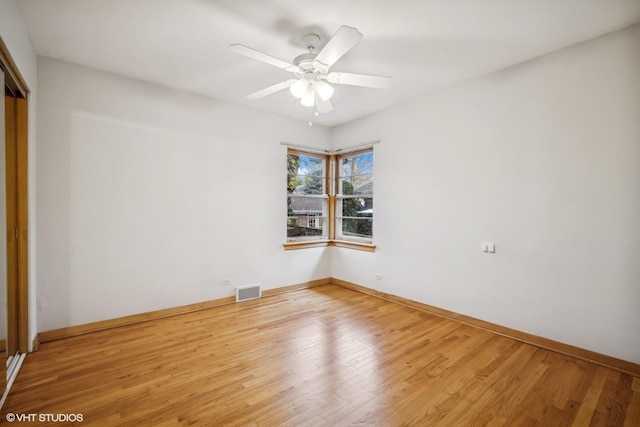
[283,240,331,250]
[331,240,376,252]
[284,240,376,252]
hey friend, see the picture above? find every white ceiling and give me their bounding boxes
[18,0,640,127]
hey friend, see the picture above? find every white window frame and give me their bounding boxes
[286,149,328,242]
[336,149,374,244]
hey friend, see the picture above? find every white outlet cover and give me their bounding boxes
[481,242,495,253]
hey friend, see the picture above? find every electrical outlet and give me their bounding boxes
[221,278,232,286]
[375,273,383,280]
[481,242,496,253]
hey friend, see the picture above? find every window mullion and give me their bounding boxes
[328,155,336,240]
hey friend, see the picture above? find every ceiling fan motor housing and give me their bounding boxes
[294,34,329,79]
[301,33,321,51]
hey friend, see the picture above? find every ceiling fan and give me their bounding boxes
[229,25,393,114]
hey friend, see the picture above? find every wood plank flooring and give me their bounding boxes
[2,285,639,426]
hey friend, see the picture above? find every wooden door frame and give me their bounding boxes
[1,37,30,354]
[5,95,19,357]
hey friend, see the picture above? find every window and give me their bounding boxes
[337,150,373,243]
[308,214,318,229]
[287,151,328,241]
[285,146,375,251]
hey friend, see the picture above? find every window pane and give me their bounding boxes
[342,175,373,195]
[288,196,325,214]
[340,152,373,196]
[341,197,373,217]
[287,216,326,238]
[287,196,325,238]
[287,153,325,195]
[341,217,373,238]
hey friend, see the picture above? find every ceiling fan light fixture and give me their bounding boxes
[300,85,316,107]
[289,79,308,99]
[315,80,334,101]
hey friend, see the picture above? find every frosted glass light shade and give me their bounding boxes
[300,86,315,107]
[289,79,308,99]
[315,80,334,101]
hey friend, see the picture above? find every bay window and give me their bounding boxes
[285,145,374,251]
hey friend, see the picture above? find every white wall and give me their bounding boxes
[36,58,331,331]
[0,0,39,350]
[331,24,640,364]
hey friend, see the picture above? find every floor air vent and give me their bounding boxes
[236,284,261,302]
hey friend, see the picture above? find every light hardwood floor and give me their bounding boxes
[2,285,639,426]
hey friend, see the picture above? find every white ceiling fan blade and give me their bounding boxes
[315,96,333,114]
[246,80,293,100]
[327,72,394,90]
[230,44,302,73]
[314,26,363,68]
